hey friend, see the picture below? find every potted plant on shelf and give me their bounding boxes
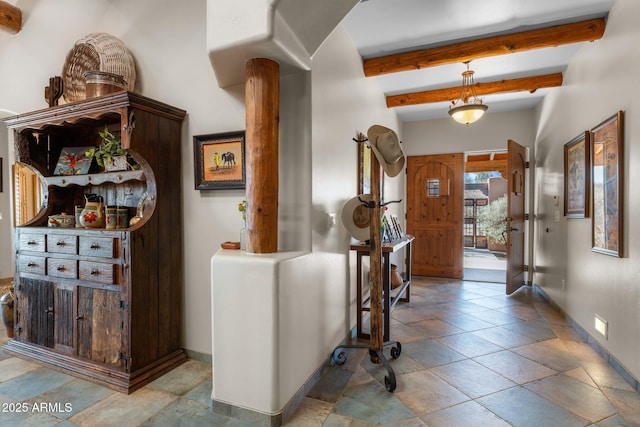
[86,126,128,171]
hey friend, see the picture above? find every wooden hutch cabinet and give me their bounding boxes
[3,92,187,393]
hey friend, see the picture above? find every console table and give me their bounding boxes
[351,235,414,342]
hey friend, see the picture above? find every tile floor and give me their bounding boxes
[1,277,639,426]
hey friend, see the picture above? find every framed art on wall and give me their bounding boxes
[564,131,590,218]
[193,131,246,190]
[591,111,624,257]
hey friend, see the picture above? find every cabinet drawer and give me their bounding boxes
[19,255,46,275]
[47,234,78,255]
[79,261,116,285]
[19,234,46,252]
[47,258,77,279]
[79,237,116,259]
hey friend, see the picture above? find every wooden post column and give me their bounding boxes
[245,58,280,254]
[369,151,384,358]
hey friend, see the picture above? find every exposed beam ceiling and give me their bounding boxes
[363,18,606,77]
[342,1,615,122]
[387,73,563,107]
[0,1,21,34]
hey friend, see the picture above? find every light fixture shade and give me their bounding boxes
[448,103,488,125]
[448,63,488,124]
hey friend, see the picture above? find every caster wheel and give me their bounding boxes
[390,343,402,359]
[384,375,396,392]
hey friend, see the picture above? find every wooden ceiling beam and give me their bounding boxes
[387,73,563,108]
[0,1,21,34]
[364,17,606,77]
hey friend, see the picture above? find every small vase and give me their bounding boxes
[240,225,246,250]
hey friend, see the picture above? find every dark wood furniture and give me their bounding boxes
[351,235,414,342]
[3,92,186,393]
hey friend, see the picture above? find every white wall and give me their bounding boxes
[311,24,403,326]
[534,0,640,381]
[0,123,11,279]
[403,110,536,157]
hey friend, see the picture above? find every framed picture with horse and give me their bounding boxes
[193,131,246,190]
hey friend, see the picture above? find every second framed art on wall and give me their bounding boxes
[564,131,590,218]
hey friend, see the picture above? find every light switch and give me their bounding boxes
[328,213,336,227]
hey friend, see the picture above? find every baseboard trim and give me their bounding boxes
[533,284,640,394]
[183,348,212,365]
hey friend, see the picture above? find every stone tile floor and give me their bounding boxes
[1,277,639,426]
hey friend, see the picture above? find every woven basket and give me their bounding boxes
[62,33,136,103]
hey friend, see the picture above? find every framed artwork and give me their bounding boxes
[591,111,624,257]
[53,147,93,175]
[193,131,246,190]
[563,131,590,218]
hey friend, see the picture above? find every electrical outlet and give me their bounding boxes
[595,314,608,339]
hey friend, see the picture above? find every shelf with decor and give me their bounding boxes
[3,91,186,393]
[350,235,414,342]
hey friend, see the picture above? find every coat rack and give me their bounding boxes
[330,136,402,392]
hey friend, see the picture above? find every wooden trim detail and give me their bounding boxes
[0,1,21,34]
[387,73,563,108]
[364,18,606,77]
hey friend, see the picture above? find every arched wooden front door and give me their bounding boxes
[406,153,464,278]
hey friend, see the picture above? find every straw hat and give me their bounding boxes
[367,125,405,177]
[341,194,372,241]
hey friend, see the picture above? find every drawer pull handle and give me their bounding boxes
[56,265,66,272]
[76,315,84,320]
[27,240,37,246]
[45,307,53,314]
[56,241,66,246]
[27,262,36,267]
[90,269,100,276]
[90,243,101,249]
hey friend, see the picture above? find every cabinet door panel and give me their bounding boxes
[16,278,54,347]
[77,287,123,367]
[54,287,74,354]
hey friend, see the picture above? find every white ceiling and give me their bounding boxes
[341,0,616,122]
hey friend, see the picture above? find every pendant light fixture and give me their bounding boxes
[448,62,488,125]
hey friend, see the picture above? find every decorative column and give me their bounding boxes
[245,58,279,253]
